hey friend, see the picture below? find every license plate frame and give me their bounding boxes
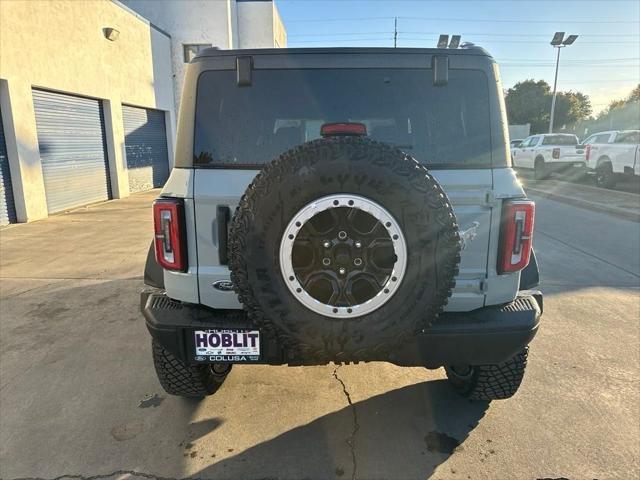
[192,328,261,363]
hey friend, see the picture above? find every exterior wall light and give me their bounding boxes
[103,28,120,42]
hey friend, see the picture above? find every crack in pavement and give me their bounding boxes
[333,365,360,480]
[8,473,282,480]
[10,471,182,480]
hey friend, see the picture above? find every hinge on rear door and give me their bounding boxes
[485,190,497,206]
[480,279,489,293]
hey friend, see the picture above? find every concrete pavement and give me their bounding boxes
[1,187,639,479]
[523,177,640,222]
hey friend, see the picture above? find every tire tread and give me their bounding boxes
[152,340,227,398]
[446,348,529,401]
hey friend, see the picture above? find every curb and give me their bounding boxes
[526,187,640,223]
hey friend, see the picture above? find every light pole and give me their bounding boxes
[549,32,578,133]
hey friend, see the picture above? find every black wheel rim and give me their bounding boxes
[280,194,408,318]
[292,206,397,307]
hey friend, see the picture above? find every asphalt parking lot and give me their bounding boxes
[1,184,639,480]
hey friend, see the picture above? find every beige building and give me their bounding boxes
[123,0,287,114]
[0,0,287,225]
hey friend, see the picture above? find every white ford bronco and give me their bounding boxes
[141,47,542,401]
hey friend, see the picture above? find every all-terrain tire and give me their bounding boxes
[445,348,529,401]
[228,136,461,363]
[152,340,230,398]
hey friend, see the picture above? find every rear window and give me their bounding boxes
[541,135,578,146]
[614,131,639,144]
[193,68,492,168]
[585,133,612,145]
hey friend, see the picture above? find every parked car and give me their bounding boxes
[582,130,640,188]
[512,133,585,180]
[141,46,542,402]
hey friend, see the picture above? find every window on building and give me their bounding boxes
[183,44,212,63]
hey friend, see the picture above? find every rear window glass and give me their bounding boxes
[194,68,492,168]
[615,131,639,144]
[541,135,577,146]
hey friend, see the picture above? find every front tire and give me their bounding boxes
[445,348,528,401]
[152,340,231,398]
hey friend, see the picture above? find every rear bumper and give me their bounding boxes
[141,290,542,368]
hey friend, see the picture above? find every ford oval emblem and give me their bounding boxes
[212,280,235,292]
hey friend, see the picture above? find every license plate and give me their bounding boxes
[193,329,260,362]
[574,163,584,167]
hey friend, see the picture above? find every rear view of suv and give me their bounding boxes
[142,47,542,402]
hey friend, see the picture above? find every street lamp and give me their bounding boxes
[549,32,579,133]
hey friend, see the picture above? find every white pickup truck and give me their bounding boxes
[511,133,586,180]
[582,130,640,188]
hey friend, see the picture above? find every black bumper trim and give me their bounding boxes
[141,290,541,368]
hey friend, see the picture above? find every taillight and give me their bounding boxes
[320,122,367,137]
[586,145,591,161]
[153,198,187,272]
[498,200,535,274]
[552,148,560,159]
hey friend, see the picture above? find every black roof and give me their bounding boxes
[194,46,492,61]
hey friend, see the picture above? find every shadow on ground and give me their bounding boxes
[189,380,489,480]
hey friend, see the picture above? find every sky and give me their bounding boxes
[274,0,640,115]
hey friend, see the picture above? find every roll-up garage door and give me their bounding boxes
[0,108,17,225]
[122,105,169,192]
[33,89,111,214]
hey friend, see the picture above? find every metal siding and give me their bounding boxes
[0,108,17,225]
[33,89,111,214]
[122,105,169,192]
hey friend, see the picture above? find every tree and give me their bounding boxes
[505,80,593,133]
[504,80,551,134]
[599,99,627,119]
[554,91,592,128]
[572,84,640,137]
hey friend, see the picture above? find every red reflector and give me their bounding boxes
[585,144,591,161]
[498,200,535,275]
[320,122,367,137]
[153,198,186,272]
[552,148,560,159]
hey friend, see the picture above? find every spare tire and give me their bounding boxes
[229,137,460,362]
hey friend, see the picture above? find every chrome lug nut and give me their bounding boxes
[323,241,331,248]
[339,267,346,275]
[322,257,331,266]
[338,231,347,240]
[355,241,362,248]
[353,258,363,266]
